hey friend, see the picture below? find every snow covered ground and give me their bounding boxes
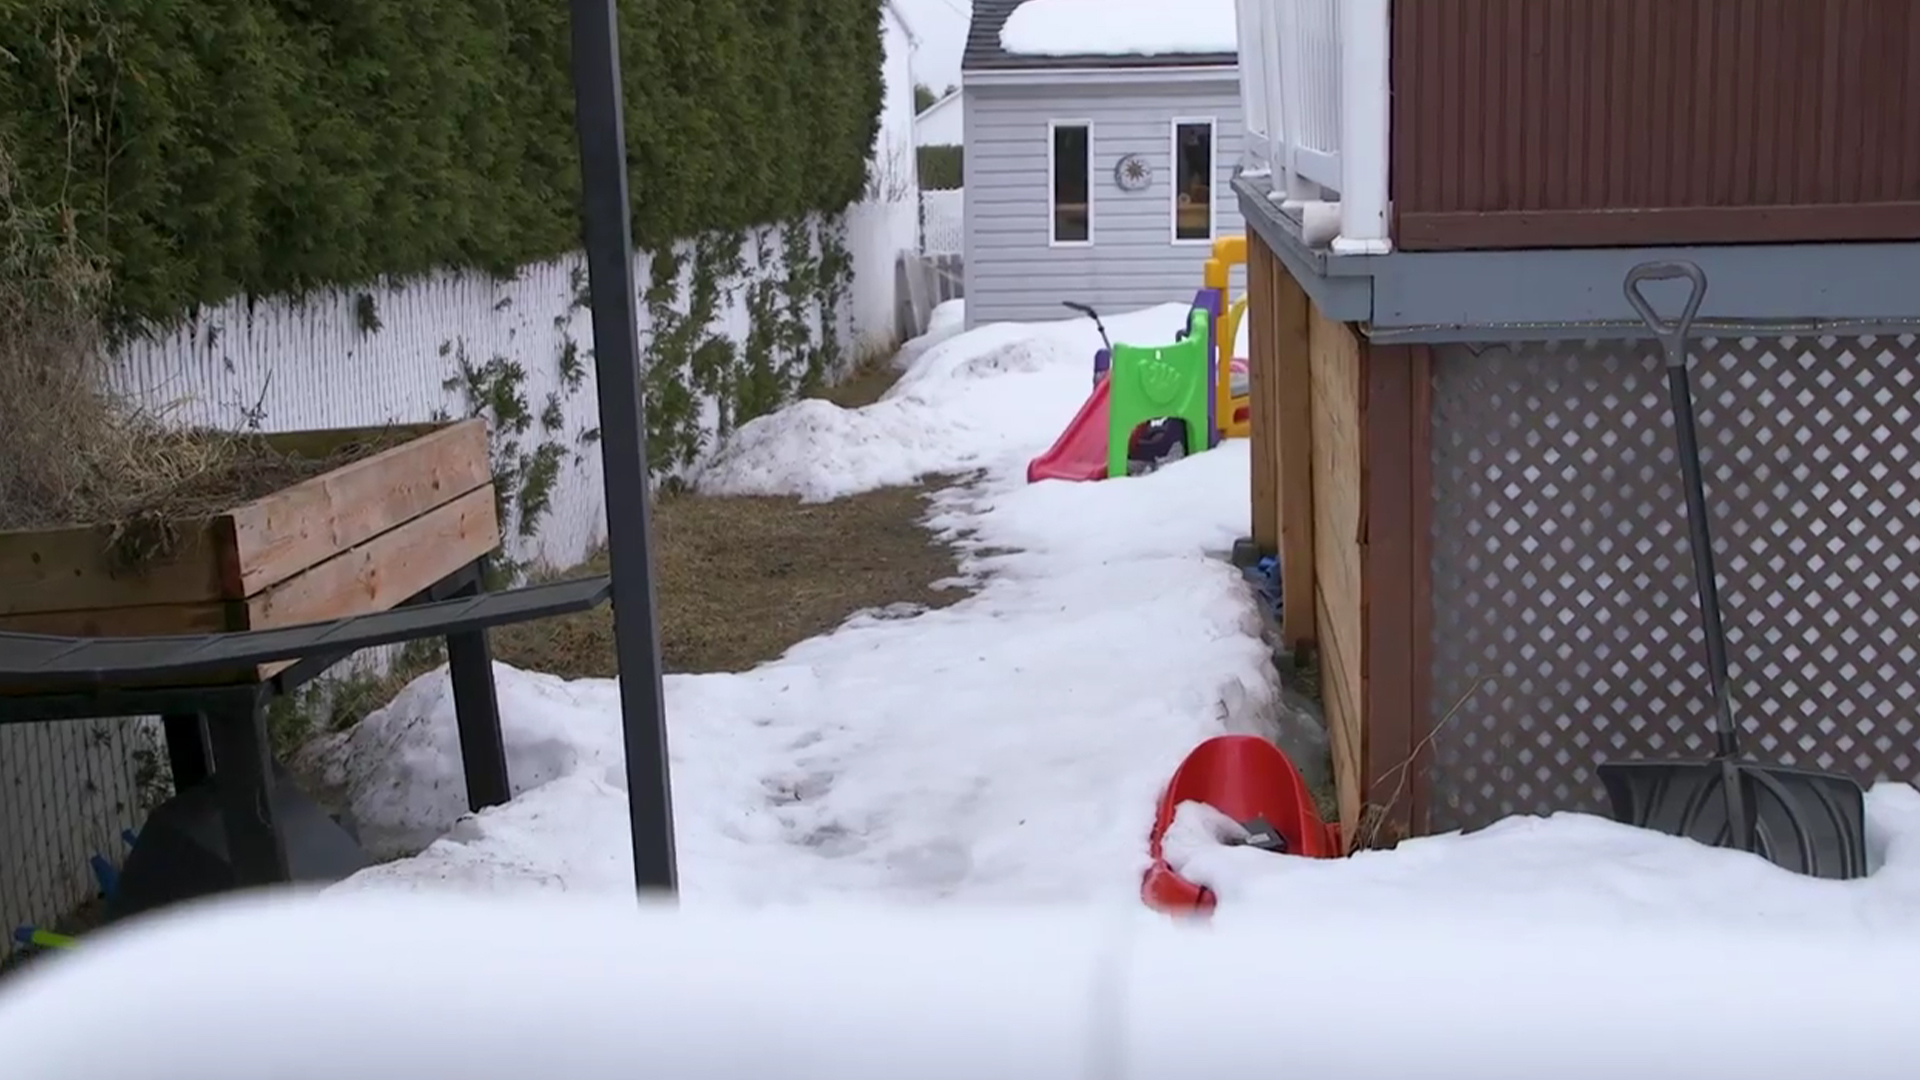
[307,300,1304,904]
[17,889,1920,1080]
[1165,789,1920,932]
[304,295,1920,930]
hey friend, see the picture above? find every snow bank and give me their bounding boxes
[694,302,1193,501]
[1163,783,1920,932]
[6,890,1918,1080]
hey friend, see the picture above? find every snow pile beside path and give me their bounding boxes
[1160,784,1920,932]
[915,298,968,350]
[694,303,1194,501]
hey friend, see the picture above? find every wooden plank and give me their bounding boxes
[1317,588,1364,844]
[1246,233,1282,553]
[0,601,234,638]
[242,483,501,634]
[1309,305,1365,832]
[227,420,495,597]
[0,422,487,617]
[0,521,229,615]
[1359,338,1421,841]
[261,422,443,461]
[1274,266,1316,652]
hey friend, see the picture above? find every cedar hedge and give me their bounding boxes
[0,0,884,325]
[917,145,963,191]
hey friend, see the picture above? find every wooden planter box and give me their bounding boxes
[0,419,501,685]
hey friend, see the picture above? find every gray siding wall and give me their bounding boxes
[961,77,1247,329]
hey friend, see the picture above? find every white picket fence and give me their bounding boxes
[0,204,916,958]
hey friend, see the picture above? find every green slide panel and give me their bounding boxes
[1105,307,1215,479]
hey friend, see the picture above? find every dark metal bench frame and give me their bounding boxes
[0,559,612,891]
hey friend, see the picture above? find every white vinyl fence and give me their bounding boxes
[0,203,915,960]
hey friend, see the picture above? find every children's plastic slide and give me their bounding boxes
[1025,377,1112,483]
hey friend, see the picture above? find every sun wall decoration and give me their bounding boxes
[1114,153,1153,192]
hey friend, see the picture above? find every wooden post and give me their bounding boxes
[1308,307,1364,840]
[1246,233,1317,651]
[1272,255,1316,652]
[1357,339,1428,844]
[1246,236,1282,555]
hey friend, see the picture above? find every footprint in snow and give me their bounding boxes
[885,838,974,892]
[761,770,835,804]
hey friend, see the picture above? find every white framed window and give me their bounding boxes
[1170,117,1216,244]
[1048,120,1093,246]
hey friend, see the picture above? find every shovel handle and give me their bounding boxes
[1623,261,1708,367]
[1624,260,1741,769]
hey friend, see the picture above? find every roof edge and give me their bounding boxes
[963,61,1240,87]
[963,51,1238,71]
[916,88,962,119]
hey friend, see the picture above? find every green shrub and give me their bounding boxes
[0,0,884,326]
[917,144,963,190]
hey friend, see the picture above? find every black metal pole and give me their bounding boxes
[566,0,678,893]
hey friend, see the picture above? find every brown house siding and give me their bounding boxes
[1390,0,1920,250]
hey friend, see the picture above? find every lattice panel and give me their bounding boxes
[0,719,155,960]
[1426,334,1920,832]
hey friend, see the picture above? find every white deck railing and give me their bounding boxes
[1235,0,1391,254]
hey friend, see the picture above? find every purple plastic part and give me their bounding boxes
[1191,288,1224,449]
[1093,347,1112,386]
[1131,418,1187,464]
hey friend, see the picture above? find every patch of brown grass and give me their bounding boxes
[491,481,967,677]
[810,347,901,410]
[490,351,967,678]
[1286,648,1323,706]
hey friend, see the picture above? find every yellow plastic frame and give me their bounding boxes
[1202,235,1251,439]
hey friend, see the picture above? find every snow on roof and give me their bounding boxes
[998,0,1237,57]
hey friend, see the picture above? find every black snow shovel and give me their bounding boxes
[1596,260,1870,881]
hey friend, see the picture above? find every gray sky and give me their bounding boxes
[897,0,972,95]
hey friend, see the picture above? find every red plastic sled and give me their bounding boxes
[1141,735,1341,915]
